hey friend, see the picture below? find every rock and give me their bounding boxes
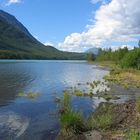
[84,130,102,140]
[0,111,29,139]
[111,101,136,128]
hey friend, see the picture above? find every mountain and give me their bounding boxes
[0,10,85,60]
[86,47,99,55]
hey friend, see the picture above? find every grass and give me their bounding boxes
[74,89,83,97]
[59,91,86,134]
[18,92,41,99]
[58,86,140,139]
[95,61,140,89]
[102,94,113,101]
[63,90,71,107]
[60,109,85,134]
[60,92,114,134]
[91,113,112,130]
[89,80,101,89]
[136,97,140,114]
[126,129,140,140]
[104,68,140,88]
[88,103,114,130]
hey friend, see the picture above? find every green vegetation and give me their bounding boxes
[60,109,85,134]
[103,69,140,88]
[89,103,113,130]
[136,97,140,114]
[58,90,140,140]
[100,94,113,101]
[63,90,71,108]
[74,89,83,97]
[91,113,112,129]
[126,129,140,140]
[86,53,95,62]
[59,91,114,136]
[59,91,86,134]
[18,91,41,99]
[121,48,140,69]
[95,41,140,70]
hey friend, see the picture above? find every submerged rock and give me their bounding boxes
[0,111,29,139]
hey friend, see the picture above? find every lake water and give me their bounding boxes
[0,60,109,140]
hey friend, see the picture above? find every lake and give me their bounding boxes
[0,60,109,140]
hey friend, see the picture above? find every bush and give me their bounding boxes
[96,46,140,70]
[86,53,95,62]
[121,48,140,69]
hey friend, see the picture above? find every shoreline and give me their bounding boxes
[57,62,140,140]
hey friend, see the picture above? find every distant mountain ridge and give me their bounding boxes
[0,10,34,40]
[0,10,85,59]
[86,47,99,55]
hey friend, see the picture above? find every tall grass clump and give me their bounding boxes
[91,113,112,130]
[59,91,86,134]
[88,103,113,130]
[60,109,85,133]
[63,90,71,108]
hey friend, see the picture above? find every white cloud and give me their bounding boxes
[6,0,21,6]
[44,41,54,46]
[111,45,134,51]
[59,0,140,52]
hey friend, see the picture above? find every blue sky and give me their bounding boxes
[0,0,140,52]
[0,0,96,44]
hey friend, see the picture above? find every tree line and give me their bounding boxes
[87,41,140,70]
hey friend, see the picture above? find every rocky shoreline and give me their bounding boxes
[57,66,140,140]
[57,99,140,140]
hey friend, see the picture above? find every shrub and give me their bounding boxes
[86,53,95,62]
[121,48,140,69]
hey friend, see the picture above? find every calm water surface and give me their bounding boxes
[0,60,109,140]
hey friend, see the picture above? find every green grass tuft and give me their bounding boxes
[126,129,140,140]
[18,92,41,99]
[74,89,83,96]
[136,97,140,114]
[91,113,112,130]
[60,109,85,134]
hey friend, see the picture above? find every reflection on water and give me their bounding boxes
[0,60,109,140]
[0,111,29,139]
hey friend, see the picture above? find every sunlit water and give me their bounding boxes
[0,60,109,140]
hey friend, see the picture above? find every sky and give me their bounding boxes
[0,0,140,52]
